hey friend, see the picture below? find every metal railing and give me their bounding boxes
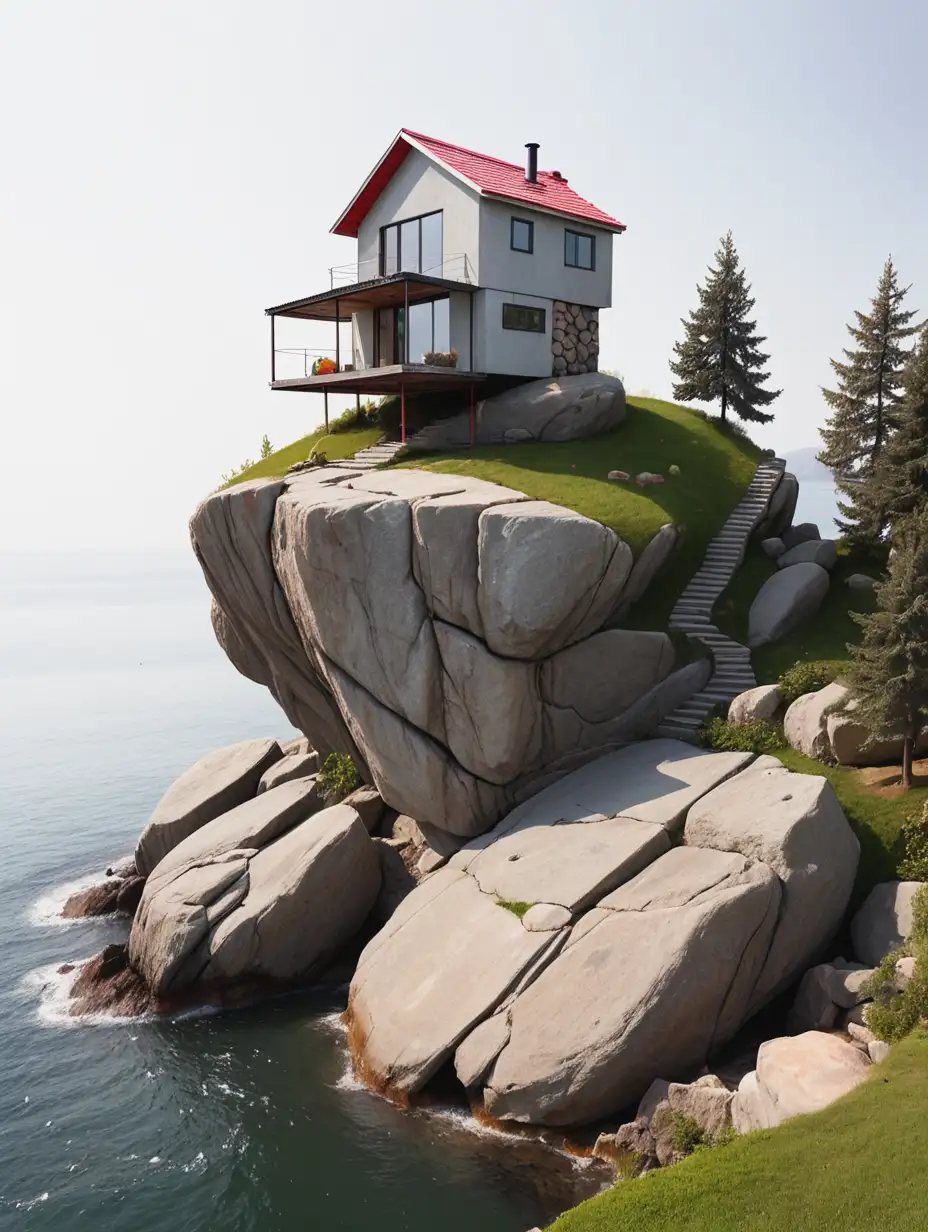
[328,252,475,288]
[274,347,344,379]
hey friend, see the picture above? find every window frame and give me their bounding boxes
[510,216,534,255]
[564,228,596,271]
[395,293,451,361]
[501,301,546,334]
[379,209,443,277]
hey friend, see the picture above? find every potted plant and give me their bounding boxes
[312,356,337,376]
[423,348,458,369]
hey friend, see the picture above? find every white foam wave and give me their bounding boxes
[28,855,134,928]
[23,962,151,1029]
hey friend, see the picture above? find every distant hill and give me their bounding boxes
[782,446,833,482]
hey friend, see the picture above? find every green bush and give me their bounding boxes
[777,661,839,706]
[325,401,380,435]
[670,1113,708,1156]
[703,716,784,754]
[317,752,360,804]
[899,805,928,881]
[865,884,928,1043]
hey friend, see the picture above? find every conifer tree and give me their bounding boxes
[846,504,928,789]
[670,231,781,425]
[818,258,919,546]
[866,326,928,534]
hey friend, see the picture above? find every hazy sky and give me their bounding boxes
[1,0,925,550]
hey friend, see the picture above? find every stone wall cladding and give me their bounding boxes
[552,302,599,376]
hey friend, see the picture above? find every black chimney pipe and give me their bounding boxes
[525,142,539,183]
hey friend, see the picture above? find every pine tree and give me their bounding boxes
[845,504,928,788]
[866,326,928,534]
[670,231,781,425]
[818,258,919,546]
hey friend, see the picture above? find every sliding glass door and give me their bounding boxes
[380,211,443,277]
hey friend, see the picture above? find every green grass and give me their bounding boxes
[774,747,922,905]
[223,426,382,486]
[400,398,762,628]
[550,1030,928,1232]
[496,899,532,919]
[713,549,880,683]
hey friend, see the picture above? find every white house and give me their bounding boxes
[266,129,625,437]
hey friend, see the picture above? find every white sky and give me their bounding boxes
[1,0,925,551]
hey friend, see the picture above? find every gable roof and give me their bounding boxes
[331,129,626,237]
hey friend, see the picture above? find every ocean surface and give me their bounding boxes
[0,552,603,1232]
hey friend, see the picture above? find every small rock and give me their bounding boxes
[847,1020,876,1046]
[636,1078,670,1126]
[846,574,876,591]
[728,684,782,726]
[788,964,838,1033]
[279,736,312,756]
[607,470,629,481]
[762,537,786,559]
[342,785,386,834]
[781,522,821,550]
[895,956,917,990]
[826,963,875,1008]
[416,847,446,877]
[869,1040,890,1063]
[257,754,320,794]
[62,881,122,919]
[843,1003,871,1029]
[668,464,681,476]
[391,815,427,847]
[776,539,838,572]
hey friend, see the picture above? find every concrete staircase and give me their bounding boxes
[322,438,408,471]
[404,415,473,452]
[656,457,786,743]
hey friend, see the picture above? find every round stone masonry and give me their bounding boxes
[552,301,599,376]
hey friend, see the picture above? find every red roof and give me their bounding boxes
[331,129,626,238]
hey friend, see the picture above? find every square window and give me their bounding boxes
[565,229,595,270]
[502,302,546,333]
[511,217,534,254]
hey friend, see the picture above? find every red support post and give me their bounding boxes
[469,383,475,448]
[324,388,329,429]
[401,382,406,444]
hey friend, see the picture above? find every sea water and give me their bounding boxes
[0,552,602,1232]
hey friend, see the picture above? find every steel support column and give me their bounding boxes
[324,388,329,429]
[470,383,476,448]
[404,280,409,362]
[335,297,340,371]
[270,314,276,383]
[401,382,406,444]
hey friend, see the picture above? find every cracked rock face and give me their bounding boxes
[192,471,689,837]
[128,780,381,996]
[346,739,859,1126]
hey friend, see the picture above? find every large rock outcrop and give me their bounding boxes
[478,372,625,443]
[347,739,859,1126]
[192,470,699,837]
[135,738,284,876]
[129,780,380,996]
[784,682,928,767]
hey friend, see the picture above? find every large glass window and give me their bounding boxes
[510,217,534,253]
[420,212,443,275]
[380,211,443,277]
[397,296,451,361]
[565,229,595,270]
[502,302,545,333]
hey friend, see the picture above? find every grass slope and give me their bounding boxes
[550,1030,928,1232]
[224,426,382,486]
[401,397,761,628]
[714,548,880,682]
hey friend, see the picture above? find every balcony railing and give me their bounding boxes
[328,252,475,288]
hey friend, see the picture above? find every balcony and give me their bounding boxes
[327,252,475,288]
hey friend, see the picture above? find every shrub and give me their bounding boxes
[778,660,840,706]
[317,752,360,804]
[899,804,928,881]
[703,716,784,754]
[260,434,273,459]
[670,1113,708,1156]
[865,884,928,1042]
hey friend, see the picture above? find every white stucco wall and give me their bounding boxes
[475,289,553,378]
[352,311,374,369]
[356,149,481,283]
[478,197,614,309]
